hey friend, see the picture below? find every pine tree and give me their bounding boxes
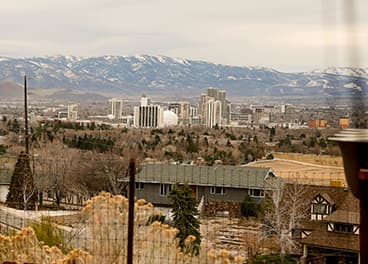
[241,194,258,217]
[6,151,37,210]
[169,183,201,255]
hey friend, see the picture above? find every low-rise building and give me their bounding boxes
[339,117,350,129]
[130,163,276,216]
[290,185,360,263]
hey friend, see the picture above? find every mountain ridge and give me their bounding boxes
[0,55,367,97]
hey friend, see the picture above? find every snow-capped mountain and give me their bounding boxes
[0,55,367,97]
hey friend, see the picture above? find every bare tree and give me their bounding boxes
[22,181,35,212]
[262,179,309,262]
[34,141,82,206]
[80,151,129,195]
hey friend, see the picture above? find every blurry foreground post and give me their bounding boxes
[330,129,368,263]
[127,158,135,264]
[24,75,29,155]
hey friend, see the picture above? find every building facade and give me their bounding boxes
[199,88,230,127]
[67,104,79,120]
[168,102,190,125]
[129,163,275,207]
[109,98,124,119]
[133,97,163,128]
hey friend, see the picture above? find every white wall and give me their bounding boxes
[0,185,9,203]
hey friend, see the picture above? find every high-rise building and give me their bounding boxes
[204,98,222,127]
[199,88,230,127]
[168,102,190,125]
[109,98,124,119]
[140,94,151,107]
[67,104,79,120]
[133,96,163,128]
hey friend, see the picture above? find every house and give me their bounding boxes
[296,185,360,264]
[131,163,275,216]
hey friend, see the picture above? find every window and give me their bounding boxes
[136,182,144,190]
[210,186,225,195]
[249,189,265,198]
[312,204,328,214]
[310,194,332,220]
[160,184,171,196]
[334,223,354,234]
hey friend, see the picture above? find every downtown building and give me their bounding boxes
[168,102,190,125]
[109,98,124,119]
[133,95,163,128]
[67,104,79,120]
[199,88,230,127]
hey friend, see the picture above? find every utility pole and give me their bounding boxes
[24,75,29,156]
[127,158,135,264]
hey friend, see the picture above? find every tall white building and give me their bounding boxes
[199,88,230,127]
[205,99,222,127]
[133,96,163,128]
[140,95,151,107]
[109,98,124,119]
[67,104,79,120]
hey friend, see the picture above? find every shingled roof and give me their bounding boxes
[299,186,360,254]
[302,230,359,252]
[136,163,275,189]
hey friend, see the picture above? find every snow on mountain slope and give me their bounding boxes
[0,55,366,96]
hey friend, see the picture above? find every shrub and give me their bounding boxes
[28,216,65,250]
[241,195,258,217]
[0,144,6,155]
[147,214,166,225]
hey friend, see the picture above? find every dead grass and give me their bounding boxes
[273,152,343,167]
[49,212,84,227]
[248,154,346,186]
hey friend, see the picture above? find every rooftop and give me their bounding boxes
[135,163,275,189]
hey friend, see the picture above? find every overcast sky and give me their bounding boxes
[1,0,367,72]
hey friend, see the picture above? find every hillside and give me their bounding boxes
[0,55,367,97]
[0,80,23,98]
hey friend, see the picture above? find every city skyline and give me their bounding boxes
[1,0,367,72]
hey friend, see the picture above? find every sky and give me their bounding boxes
[0,0,367,72]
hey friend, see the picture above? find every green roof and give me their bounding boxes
[137,163,274,189]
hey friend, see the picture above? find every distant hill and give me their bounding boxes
[0,80,23,98]
[0,55,367,97]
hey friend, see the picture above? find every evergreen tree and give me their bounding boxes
[6,151,37,210]
[169,183,201,255]
[241,194,258,217]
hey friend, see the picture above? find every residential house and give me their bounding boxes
[131,163,275,216]
[295,185,359,264]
